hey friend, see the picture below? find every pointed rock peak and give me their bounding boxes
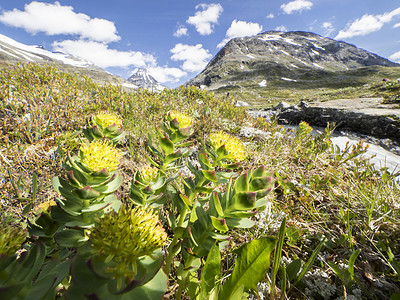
[128,68,166,91]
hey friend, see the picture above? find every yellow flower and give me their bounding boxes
[36,200,57,214]
[168,110,194,128]
[94,111,122,129]
[79,140,122,172]
[209,131,246,162]
[89,206,167,266]
[140,165,159,183]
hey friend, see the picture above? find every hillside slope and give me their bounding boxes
[187,31,400,104]
[0,33,131,86]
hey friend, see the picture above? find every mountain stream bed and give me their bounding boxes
[247,110,400,177]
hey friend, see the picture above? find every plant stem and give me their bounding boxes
[175,255,195,300]
[164,206,188,275]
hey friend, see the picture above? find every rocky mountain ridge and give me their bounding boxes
[0,34,132,86]
[127,68,166,91]
[188,31,400,91]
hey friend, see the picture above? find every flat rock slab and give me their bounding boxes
[275,98,400,144]
[308,98,400,118]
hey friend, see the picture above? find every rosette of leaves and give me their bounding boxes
[129,165,169,207]
[147,111,195,172]
[164,110,195,144]
[65,206,168,299]
[84,111,125,144]
[184,166,273,257]
[49,140,123,247]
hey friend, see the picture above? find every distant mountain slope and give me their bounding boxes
[0,34,132,86]
[187,31,400,97]
[127,68,166,91]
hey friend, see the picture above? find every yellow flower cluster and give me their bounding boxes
[169,110,194,128]
[94,111,122,129]
[140,165,159,183]
[89,206,167,266]
[209,131,246,162]
[79,140,122,172]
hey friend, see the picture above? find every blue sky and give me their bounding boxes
[0,0,400,87]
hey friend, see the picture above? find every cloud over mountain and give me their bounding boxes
[281,0,313,15]
[186,3,223,35]
[52,40,156,68]
[170,43,212,72]
[0,1,119,43]
[217,20,263,48]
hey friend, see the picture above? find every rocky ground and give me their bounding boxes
[249,98,400,148]
[305,98,400,118]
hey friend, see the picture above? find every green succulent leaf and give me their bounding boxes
[286,258,302,282]
[123,268,168,300]
[230,192,256,210]
[219,162,241,170]
[164,150,183,166]
[178,127,193,137]
[54,229,87,248]
[81,202,110,213]
[220,237,277,299]
[73,186,101,200]
[216,145,228,158]
[234,173,249,193]
[200,242,221,299]
[92,174,123,194]
[195,203,210,229]
[210,192,224,217]
[249,177,272,192]
[225,217,255,229]
[250,166,271,179]
[199,152,213,169]
[170,118,180,129]
[151,176,166,190]
[202,170,218,182]
[210,216,229,232]
[159,137,175,155]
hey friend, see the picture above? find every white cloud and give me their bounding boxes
[281,0,313,15]
[322,22,334,36]
[393,22,400,28]
[266,13,275,19]
[275,25,288,32]
[0,1,119,43]
[186,3,223,35]
[148,66,187,83]
[52,40,156,69]
[170,43,212,72]
[217,20,263,48]
[336,7,400,39]
[389,51,400,63]
[174,26,188,37]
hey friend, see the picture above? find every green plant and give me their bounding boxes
[327,249,361,297]
[126,110,274,299]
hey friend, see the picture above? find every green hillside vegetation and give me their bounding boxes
[211,65,400,107]
[1,63,400,299]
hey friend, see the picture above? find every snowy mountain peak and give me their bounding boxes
[0,33,94,68]
[127,68,166,91]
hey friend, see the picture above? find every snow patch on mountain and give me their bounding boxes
[0,34,94,67]
[258,80,267,87]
